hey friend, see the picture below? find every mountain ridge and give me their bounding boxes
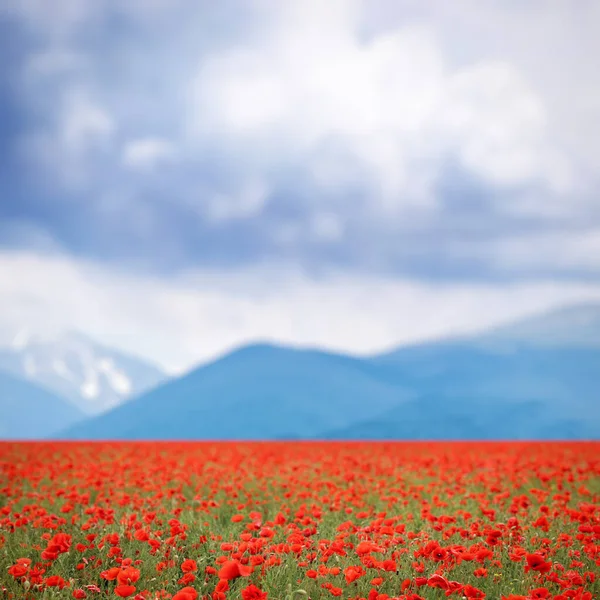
[58,302,600,440]
[2,301,597,441]
[58,342,417,440]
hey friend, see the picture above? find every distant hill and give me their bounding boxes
[58,302,600,440]
[325,344,600,439]
[0,371,85,439]
[0,330,166,415]
[59,343,416,440]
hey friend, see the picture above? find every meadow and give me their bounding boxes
[1,441,598,599]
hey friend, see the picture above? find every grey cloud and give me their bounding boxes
[2,0,599,281]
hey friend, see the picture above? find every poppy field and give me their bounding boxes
[1,442,599,600]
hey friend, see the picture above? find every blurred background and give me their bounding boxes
[1,1,599,440]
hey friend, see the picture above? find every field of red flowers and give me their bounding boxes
[1,442,598,600]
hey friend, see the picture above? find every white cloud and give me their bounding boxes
[2,250,600,374]
[439,61,560,189]
[429,0,600,186]
[122,137,176,170]
[205,179,270,222]
[187,3,574,215]
[7,0,600,279]
[12,0,599,228]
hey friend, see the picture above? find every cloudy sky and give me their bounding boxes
[1,0,600,372]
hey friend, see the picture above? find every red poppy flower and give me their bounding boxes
[115,584,137,598]
[117,567,141,586]
[45,575,68,589]
[241,584,268,600]
[182,559,198,573]
[172,587,199,600]
[525,553,552,574]
[217,560,253,580]
[427,574,449,590]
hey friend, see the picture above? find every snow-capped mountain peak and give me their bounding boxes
[0,329,166,415]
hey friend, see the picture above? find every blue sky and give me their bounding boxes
[1,0,600,372]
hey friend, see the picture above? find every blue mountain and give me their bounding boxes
[59,343,417,440]
[325,344,600,439]
[0,371,85,439]
[59,302,600,440]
